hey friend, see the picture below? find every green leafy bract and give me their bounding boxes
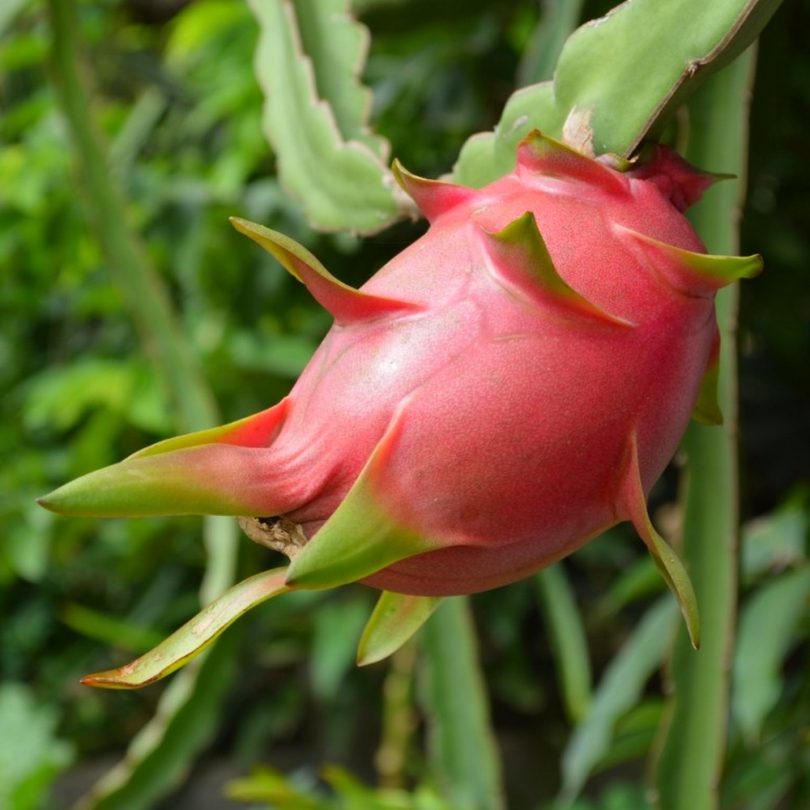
[357,591,441,666]
[81,568,290,689]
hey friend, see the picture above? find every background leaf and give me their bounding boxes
[310,593,371,701]
[0,0,29,40]
[517,0,586,86]
[46,0,241,803]
[732,566,810,742]
[419,598,504,810]
[741,499,807,583]
[535,565,592,724]
[0,683,74,810]
[558,599,676,805]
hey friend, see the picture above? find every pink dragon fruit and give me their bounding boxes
[40,131,761,657]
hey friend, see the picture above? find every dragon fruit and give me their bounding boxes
[40,131,761,666]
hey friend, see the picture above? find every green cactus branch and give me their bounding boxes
[453,0,782,188]
[653,47,758,810]
[47,0,238,805]
[47,0,216,436]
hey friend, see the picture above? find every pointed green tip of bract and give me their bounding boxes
[490,210,536,244]
[286,408,443,589]
[480,212,632,328]
[356,592,441,666]
[390,158,474,222]
[390,158,409,191]
[229,216,309,283]
[37,471,127,517]
[730,253,764,279]
[36,494,60,513]
[36,463,201,518]
[692,360,723,427]
[231,215,419,324]
[36,449,262,518]
[37,400,295,519]
[617,225,763,292]
[284,491,436,590]
[618,434,701,650]
[682,251,763,286]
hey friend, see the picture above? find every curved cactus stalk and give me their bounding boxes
[654,47,759,810]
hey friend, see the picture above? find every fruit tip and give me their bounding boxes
[355,648,374,667]
[228,215,250,234]
[284,551,352,591]
[79,673,113,689]
[36,489,68,515]
[390,156,412,183]
[282,562,327,590]
[80,669,147,689]
[744,253,765,278]
[230,216,274,246]
[388,159,474,221]
[282,566,303,588]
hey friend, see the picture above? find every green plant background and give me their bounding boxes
[1,1,808,809]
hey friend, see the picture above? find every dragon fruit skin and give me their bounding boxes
[39,132,761,617]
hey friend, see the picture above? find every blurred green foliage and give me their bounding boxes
[1,1,808,809]
[0,682,74,810]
